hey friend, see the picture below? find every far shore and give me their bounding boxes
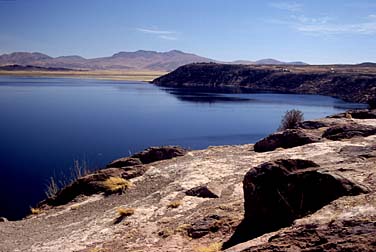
[0,70,167,82]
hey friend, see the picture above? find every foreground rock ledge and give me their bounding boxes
[1,111,376,252]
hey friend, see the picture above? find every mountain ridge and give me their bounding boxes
[0,50,309,71]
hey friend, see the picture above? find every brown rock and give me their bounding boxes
[254,129,320,152]
[131,146,187,164]
[323,124,376,140]
[243,159,367,230]
[185,185,220,198]
[107,146,187,168]
[223,159,369,249]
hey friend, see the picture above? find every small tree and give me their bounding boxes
[278,109,304,131]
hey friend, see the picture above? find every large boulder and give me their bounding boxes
[107,146,187,168]
[254,129,320,152]
[243,159,368,233]
[322,124,376,140]
[132,146,187,164]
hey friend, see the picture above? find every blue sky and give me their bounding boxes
[0,0,375,64]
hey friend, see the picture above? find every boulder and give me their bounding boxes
[297,120,329,129]
[254,129,320,152]
[132,146,187,164]
[107,146,187,168]
[185,185,220,198]
[0,217,8,222]
[243,159,368,233]
[322,124,376,140]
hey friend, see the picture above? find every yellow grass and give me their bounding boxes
[0,70,167,82]
[167,200,183,208]
[195,242,223,252]
[117,207,135,217]
[101,177,132,193]
[30,207,42,215]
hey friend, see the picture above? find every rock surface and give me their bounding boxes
[323,124,376,140]
[254,129,320,152]
[1,112,376,252]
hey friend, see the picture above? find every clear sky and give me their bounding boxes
[0,0,375,64]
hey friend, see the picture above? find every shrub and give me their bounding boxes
[278,109,304,131]
[167,200,183,208]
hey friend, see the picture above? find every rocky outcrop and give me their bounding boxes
[243,159,366,228]
[152,63,376,103]
[254,129,320,152]
[329,109,376,119]
[223,159,368,248]
[107,146,187,168]
[323,124,376,140]
[42,146,187,206]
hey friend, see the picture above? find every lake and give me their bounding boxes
[0,76,366,220]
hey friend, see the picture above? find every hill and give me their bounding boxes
[0,50,212,71]
[152,62,376,103]
[0,51,308,71]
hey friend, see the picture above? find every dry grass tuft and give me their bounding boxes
[195,242,223,252]
[176,223,192,233]
[70,205,80,210]
[117,207,135,217]
[102,177,132,193]
[167,200,183,209]
[30,208,42,215]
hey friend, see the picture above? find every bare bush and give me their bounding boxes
[278,109,304,131]
[44,159,92,198]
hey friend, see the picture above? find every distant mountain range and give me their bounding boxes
[0,50,309,71]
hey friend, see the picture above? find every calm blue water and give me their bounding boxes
[0,76,366,219]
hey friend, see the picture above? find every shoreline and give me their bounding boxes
[0,70,167,82]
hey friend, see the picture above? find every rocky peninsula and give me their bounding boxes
[0,109,375,251]
[152,63,376,103]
